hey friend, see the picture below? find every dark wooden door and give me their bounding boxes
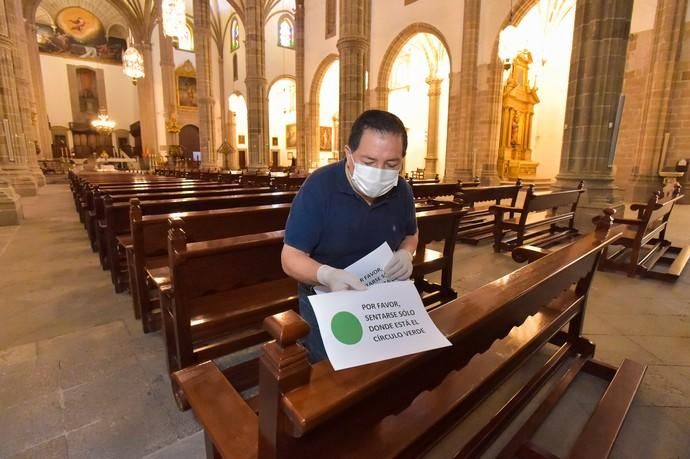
[239,150,247,169]
[179,125,200,160]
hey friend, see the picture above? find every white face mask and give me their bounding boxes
[347,155,400,198]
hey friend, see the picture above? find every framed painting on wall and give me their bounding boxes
[319,126,332,151]
[272,136,279,146]
[177,76,197,108]
[175,60,198,109]
[238,134,246,145]
[285,124,297,148]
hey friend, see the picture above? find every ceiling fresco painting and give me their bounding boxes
[36,6,127,65]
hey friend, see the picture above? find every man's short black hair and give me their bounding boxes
[347,110,408,157]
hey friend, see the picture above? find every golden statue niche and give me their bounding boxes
[497,51,540,180]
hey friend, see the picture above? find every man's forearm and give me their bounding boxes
[281,244,322,285]
[400,230,419,255]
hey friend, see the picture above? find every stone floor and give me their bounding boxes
[0,184,688,458]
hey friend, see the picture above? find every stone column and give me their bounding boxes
[373,86,389,110]
[9,0,44,187]
[217,54,227,144]
[245,0,269,166]
[306,101,319,167]
[629,0,687,201]
[136,42,159,158]
[295,0,307,169]
[228,110,239,169]
[424,78,442,175]
[158,26,178,146]
[193,0,216,168]
[337,0,370,154]
[332,115,339,159]
[555,0,633,227]
[24,21,51,161]
[447,0,481,182]
[0,0,38,200]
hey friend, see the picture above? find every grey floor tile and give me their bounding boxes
[0,393,64,458]
[142,431,205,459]
[8,435,69,459]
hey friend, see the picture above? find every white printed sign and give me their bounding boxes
[308,281,451,370]
[314,242,394,294]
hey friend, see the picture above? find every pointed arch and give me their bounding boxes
[376,23,452,111]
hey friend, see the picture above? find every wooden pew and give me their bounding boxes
[174,217,646,459]
[93,186,268,269]
[71,175,194,222]
[491,181,585,254]
[157,208,462,405]
[270,175,307,191]
[412,208,464,308]
[85,183,244,252]
[162,226,297,394]
[75,177,201,224]
[129,203,293,332]
[411,179,481,213]
[102,191,297,292]
[454,180,523,245]
[598,184,689,281]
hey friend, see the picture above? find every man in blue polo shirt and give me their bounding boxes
[281,110,418,362]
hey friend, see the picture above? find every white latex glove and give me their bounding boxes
[316,265,367,292]
[384,249,414,281]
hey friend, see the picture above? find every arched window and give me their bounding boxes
[230,18,240,52]
[177,22,194,51]
[278,16,294,49]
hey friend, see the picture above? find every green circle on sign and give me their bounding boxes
[331,311,363,345]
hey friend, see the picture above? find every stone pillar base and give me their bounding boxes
[479,164,501,186]
[30,166,47,187]
[555,173,625,231]
[0,184,24,226]
[0,170,38,197]
[628,174,665,203]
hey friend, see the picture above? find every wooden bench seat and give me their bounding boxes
[598,184,689,281]
[130,203,293,332]
[161,227,298,389]
[454,180,523,245]
[89,186,269,255]
[102,191,297,293]
[491,182,585,254]
[159,207,462,409]
[173,213,646,459]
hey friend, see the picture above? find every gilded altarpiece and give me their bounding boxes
[497,52,540,180]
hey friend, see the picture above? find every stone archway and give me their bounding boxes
[479,0,547,183]
[307,53,339,166]
[375,23,453,111]
[267,77,297,168]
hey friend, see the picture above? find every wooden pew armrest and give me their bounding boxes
[172,361,258,459]
[512,245,552,263]
[612,217,644,226]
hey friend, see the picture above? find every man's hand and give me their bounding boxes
[384,249,413,281]
[316,265,367,292]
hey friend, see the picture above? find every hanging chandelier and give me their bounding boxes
[123,44,145,85]
[91,110,116,134]
[162,0,186,38]
[498,0,525,70]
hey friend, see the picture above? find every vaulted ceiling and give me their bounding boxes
[33,0,128,31]
[26,0,158,42]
